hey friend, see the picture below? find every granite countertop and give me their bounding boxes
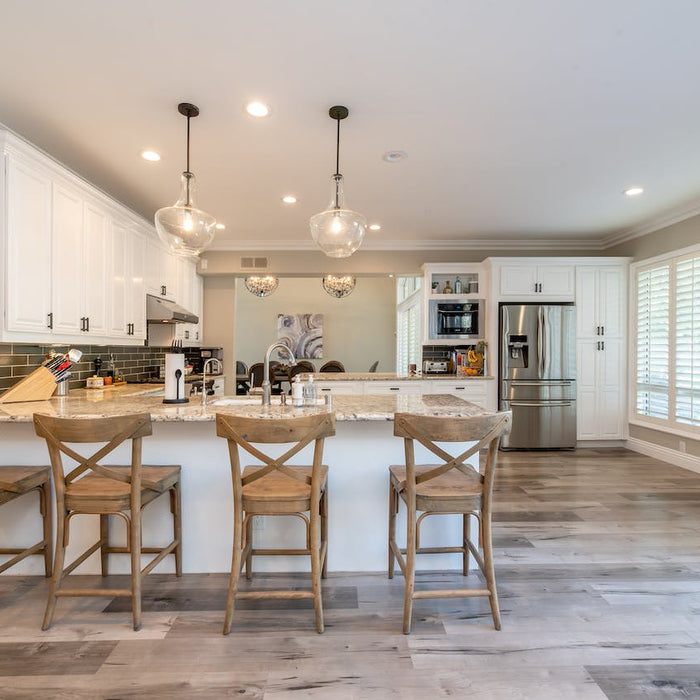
[302,372,495,381]
[0,383,493,423]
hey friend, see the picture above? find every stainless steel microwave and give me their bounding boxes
[428,299,484,340]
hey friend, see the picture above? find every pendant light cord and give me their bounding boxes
[185,114,191,206]
[334,117,341,209]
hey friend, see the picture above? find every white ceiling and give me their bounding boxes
[2,0,700,252]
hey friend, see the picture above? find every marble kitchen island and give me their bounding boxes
[0,387,497,576]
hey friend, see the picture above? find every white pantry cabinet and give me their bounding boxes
[575,262,628,440]
[496,262,575,300]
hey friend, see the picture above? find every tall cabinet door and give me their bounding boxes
[5,155,52,334]
[51,183,84,335]
[83,201,109,336]
[109,220,129,338]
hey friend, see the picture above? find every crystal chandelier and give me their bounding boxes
[155,103,216,258]
[322,275,356,298]
[309,106,367,258]
[245,276,279,297]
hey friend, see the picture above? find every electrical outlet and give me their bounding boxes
[252,516,264,531]
[679,440,686,453]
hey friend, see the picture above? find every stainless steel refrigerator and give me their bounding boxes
[499,303,577,449]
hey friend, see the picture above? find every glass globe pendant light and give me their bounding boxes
[309,106,367,258]
[155,103,216,257]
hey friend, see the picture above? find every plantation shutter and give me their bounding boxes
[675,257,700,425]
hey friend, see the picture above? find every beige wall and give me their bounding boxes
[607,213,700,260]
[205,276,396,381]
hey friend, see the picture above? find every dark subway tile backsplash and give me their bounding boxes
[0,343,172,393]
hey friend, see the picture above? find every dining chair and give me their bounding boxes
[388,410,511,633]
[288,361,315,380]
[33,412,182,631]
[319,360,345,373]
[249,362,283,394]
[215,412,336,634]
[0,466,52,576]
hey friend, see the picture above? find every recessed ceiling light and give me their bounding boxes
[369,223,381,231]
[141,150,161,162]
[246,101,270,117]
[624,186,644,196]
[382,150,407,163]
[282,195,298,204]
[215,223,226,230]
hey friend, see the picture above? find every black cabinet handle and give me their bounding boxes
[85,317,89,332]
[47,312,53,329]
[601,325,605,336]
[161,285,167,296]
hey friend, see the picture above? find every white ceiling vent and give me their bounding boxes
[240,256,269,271]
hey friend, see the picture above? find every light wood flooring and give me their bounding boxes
[1,447,700,698]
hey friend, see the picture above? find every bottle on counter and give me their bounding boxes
[303,375,318,406]
[454,276,463,294]
[292,375,304,406]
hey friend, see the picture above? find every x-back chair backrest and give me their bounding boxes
[216,413,336,487]
[393,412,512,488]
[33,413,154,492]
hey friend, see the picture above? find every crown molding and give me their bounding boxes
[211,235,606,253]
[602,199,700,249]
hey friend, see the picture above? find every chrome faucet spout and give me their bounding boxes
[202,357,223,405]
[263,342,296,405]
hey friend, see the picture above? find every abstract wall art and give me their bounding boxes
[277,313,323,359]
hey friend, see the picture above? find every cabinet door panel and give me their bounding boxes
[575,267,598,338]
[5,156,52,334]
[109,221,129,337]
[129,233,146,340]
[83,202,109,336]
[599,266,626,338]
[539,266,574,296]
[499,266,537,296]
[51,184,84,335]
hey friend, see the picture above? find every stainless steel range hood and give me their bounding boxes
[146,295,199,324]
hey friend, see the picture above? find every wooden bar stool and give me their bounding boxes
[0,466,53,575]
[33,413,182,630]
[216,412,335,634]
[388,411,511,634]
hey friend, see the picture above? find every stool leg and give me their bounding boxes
[462,513,471,576]
[171,482,182,577]
[129,511,142,632]
[244,515,253,580]
[42,511,67,630]
[388,481,397,579]
[402,498,416,635]
[100,514,110,576]
[310,499,324,634]
[39,480,53,577]
[320,486,328,579]
[482,510,501,631]
[223,508,244,635]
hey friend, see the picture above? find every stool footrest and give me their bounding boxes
[236,590,314,600]
[413,589,491,600]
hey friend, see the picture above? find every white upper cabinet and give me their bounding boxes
[3,150,53,336]
[1,131,152,345]
[145,237,178,301]
[497,262,575,300]
[576,264,626,339]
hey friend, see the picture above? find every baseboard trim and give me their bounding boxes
[625,437,700,474]
[577,440,627,448]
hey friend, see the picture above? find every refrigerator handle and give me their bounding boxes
[508,402,574,407]
[537,306,544,376]
[542,306,549,375]
[500,305,509,395]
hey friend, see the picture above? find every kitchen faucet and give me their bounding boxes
[263,341,296,405]
[201,357,223,406]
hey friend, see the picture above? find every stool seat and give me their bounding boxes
[65,465,181,510]
[389,464,482,512]
[242,465,328,512]
[0,465,52,575]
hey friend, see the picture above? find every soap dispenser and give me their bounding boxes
[292,376,304,406]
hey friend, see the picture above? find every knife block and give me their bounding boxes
[0,366,57,404]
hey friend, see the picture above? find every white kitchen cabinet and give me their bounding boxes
[498,263,575,300]
[315,381,364,396]
[364,381,423,396]
[426,379,495,409]
[110,220,146,343]
[51,184,110,338]
[175,257,202,344]
[3,151,53,337]
[145,237,178,301]
[576,337,625,440]
[575,262,628,440]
